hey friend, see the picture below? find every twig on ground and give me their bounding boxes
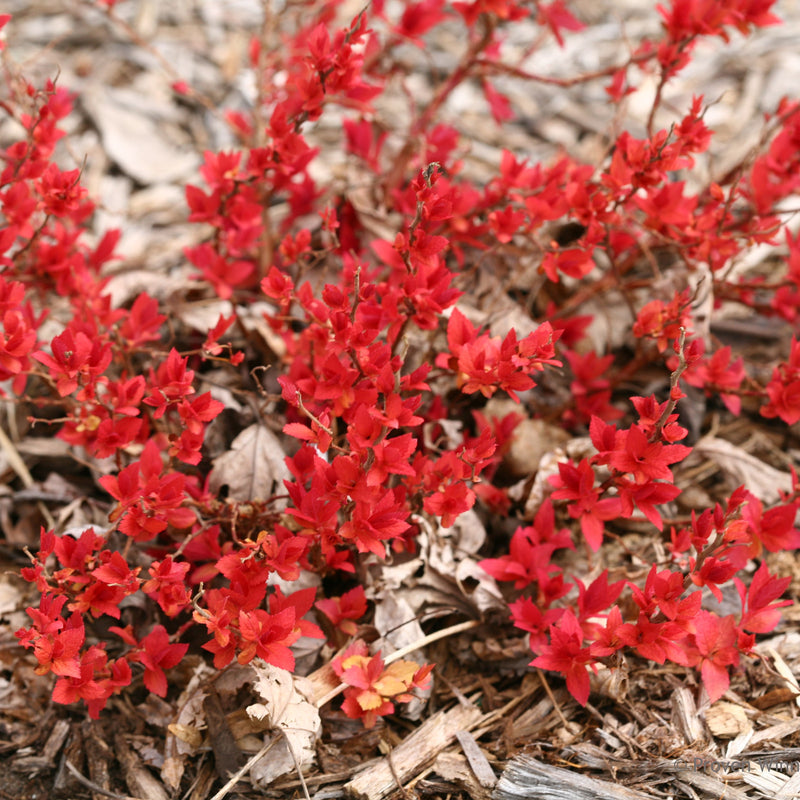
[206,737,279,800]
[64,761,135,800]
[279,727,312,800]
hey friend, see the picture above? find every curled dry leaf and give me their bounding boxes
[690,436,792,505]
[245,662,321,788]
[450,509,486,556]
[397,521,506,618]
[589,663,628,704]
[209,423,290,503]
[767,647,800,708]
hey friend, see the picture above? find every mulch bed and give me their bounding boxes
[3,1,800,798]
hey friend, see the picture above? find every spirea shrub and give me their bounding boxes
[7,0,800,724]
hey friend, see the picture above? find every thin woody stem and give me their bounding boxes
[651,327,688,443]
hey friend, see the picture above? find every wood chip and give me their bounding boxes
[670,687,705,744]
[114,731,170,800]
[53,723,84,797]
[454,729,496,789]
[494,754,658,800]
[84,721,113,800]
[741,763,796,796]
[433,751,493,800]
[344,702,483,800]
[704,701,752,739]
[673,766,752,800]
[749,718,800,748]
[776,770,800,798]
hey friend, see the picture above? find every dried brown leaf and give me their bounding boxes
[246,663,321,787]
[209,423,290,502]
[82,87,199,184]
[692,436,792,505]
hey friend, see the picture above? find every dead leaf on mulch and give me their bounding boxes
[522,435,596,518]
[245,662,321,788]
[504,416,572,478]
[81,85,199,184]
[690,436,793,504]
[208,423,290,503]
[176,298,234,337]
[235,300,289,360]
[383,514,506,620]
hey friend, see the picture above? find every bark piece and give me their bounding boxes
[493,755,657,800]
[53,723,84,796]
[455,729,497,789]
[345,702,483,800]
[188,761,218,800]
[114,731,170,800]
[751,688,798,710]
[11,717,70,773]
[43,717,70,759]
[84,721,114,800]
[434,751,494,800]
[670,687,705,745]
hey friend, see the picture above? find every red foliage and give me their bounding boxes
[332,641,433,728]
[7,0,798,723]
